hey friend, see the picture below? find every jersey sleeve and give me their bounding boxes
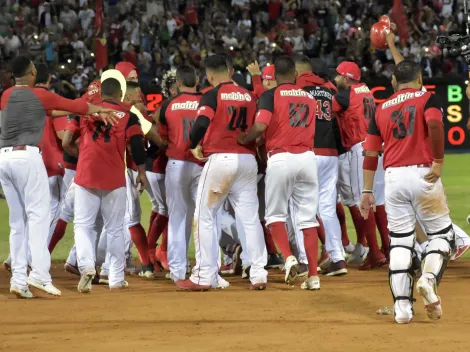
[52,116,69,131]
[251,74,266,99]
[196,88,218,120]
[66,115,81,138]
[332,89,350,114]
[363,108,383,152]
[157,102,170,140]
[35,88,89,115]
[255,88,275,125]
[125,112,144,139]
[423,93,444,123]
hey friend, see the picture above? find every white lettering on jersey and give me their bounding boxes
[353,86,370,94]
[382,91,425,109]
[280,89,314,99]
[171,101,199,111]
[221,92,252,101]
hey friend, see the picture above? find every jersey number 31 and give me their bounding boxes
[391,106,415,139]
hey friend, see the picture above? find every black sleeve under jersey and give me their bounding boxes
[334,88,350,111]
[189,87,219,149]
[257,88,275,112]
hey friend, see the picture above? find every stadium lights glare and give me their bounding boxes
[34,35,38,40]
[60,65,65,69]
[91,53,95,57]
[67,59,72,63]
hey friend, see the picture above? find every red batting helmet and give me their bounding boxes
[370,22,390,50]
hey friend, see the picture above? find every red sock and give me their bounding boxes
[148,210,158,235]
[363,210,380,252]
[48,219,68,253]
[348,205,367,246]
[316,216,325,246]
[302,227,319,276]
[160,226,168,252]
[147,214,169,263]
[261,220,278,254]
[268,222,293,258]
[375,205,389,250]
[336,202,350,246]
[129,224,150,265]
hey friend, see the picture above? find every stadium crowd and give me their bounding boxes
[0,0,468,98]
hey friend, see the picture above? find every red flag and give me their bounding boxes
[391,0,409,46]
[94,0,108,72]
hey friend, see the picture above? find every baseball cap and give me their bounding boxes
[336,61,361,81]
[262,65,275,80]
[115,61,137,79]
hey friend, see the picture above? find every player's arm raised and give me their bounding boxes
[238,89,273,145]
[423,94,445,183]
[127,112,149,191]
[360,109,384,219]
[385,24,405,65]
[189,89,218,161]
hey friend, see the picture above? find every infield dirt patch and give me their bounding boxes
[1,261,470,352]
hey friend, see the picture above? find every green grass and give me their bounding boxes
[0,154,469,262]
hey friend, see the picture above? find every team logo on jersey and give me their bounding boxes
[113,111,126,118]
[171,101,199,111]
[353,86,370,94]
[280,89,314,99]
[382,91,425,109]
[88,82,99,96]
[221,92,252,101]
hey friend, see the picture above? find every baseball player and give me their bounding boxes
[156,65,203,282]
[0,56,116,299]
[361,60,454,324]
[239,56,320,290]
[294,56,347,276]
[177,54,268,291]
[333,61,387,270]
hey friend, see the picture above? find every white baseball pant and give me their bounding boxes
[47,175,65,245]
[124,169,141,260]
[287,199,307,264]
[265,151,319,229]
[146,170,167,216]
[0,146,52,288]
[145,171,159,212]
[63,168,76,190]
[316,155,343,263]
[190,153,268,287]
[165,159,202,281]
[74,184,126,286]
[374,155,385,206]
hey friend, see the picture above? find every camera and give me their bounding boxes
[436,34,470,59]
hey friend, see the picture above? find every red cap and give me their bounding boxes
[262,65,275,80]
[336,61,361,81]
[115,62,137,79]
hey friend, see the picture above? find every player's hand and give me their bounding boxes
[385,26,395,46]
[246,61,261,76]
[424,161,443,183]
[237,132,247,145]
[135,171,149,193]
[98,108,120,125]
[190,145,208,162]
[359,193,376,219]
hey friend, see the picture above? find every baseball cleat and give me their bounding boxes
[265,253,284,269]
[450,245,470,261]
[232,244,243,276]
[284,255,299,285]
[125,258,138,275]
[347,243,369,265]
[297,263,308,278]
[359,250,387,270]
[241,266,250,279]
[416,274,442,321]
[138,264,154,279]
[214,275,230,289]
[64,262,80,276]
[99,274,109,285]
[220,263,234,275]
[3,257,11,272]
[10,285,33,299]
[394,301,413,324]
[250,282,267,290]
[176,279,211,291]
[77,272,95,293]
[110,281,129,290]
[324,260,348,276]
[318,247,330,269]
[300,276,320,291]
[343,241,355,255]
[27,278,61,296]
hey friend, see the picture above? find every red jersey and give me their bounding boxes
[158,92,202,163]
[256,83,317,153]
[42,115,68,177]
[68,100,143,191]
[363,88,443,169]
[80,80,101,104]
[196,82,256,156]
[332,83,376,149]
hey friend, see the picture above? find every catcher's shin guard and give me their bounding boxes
[389,230,416,305]
[422,224,455,285]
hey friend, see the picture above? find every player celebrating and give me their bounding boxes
[177,54,268,291]
[333,61,387,269]
[239,56,321,290]
[71,77,148,293]
[0,56,116,299]
[360,60,454,324]
[156,65,202,282]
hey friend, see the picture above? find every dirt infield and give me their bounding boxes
[1,262,470,352]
